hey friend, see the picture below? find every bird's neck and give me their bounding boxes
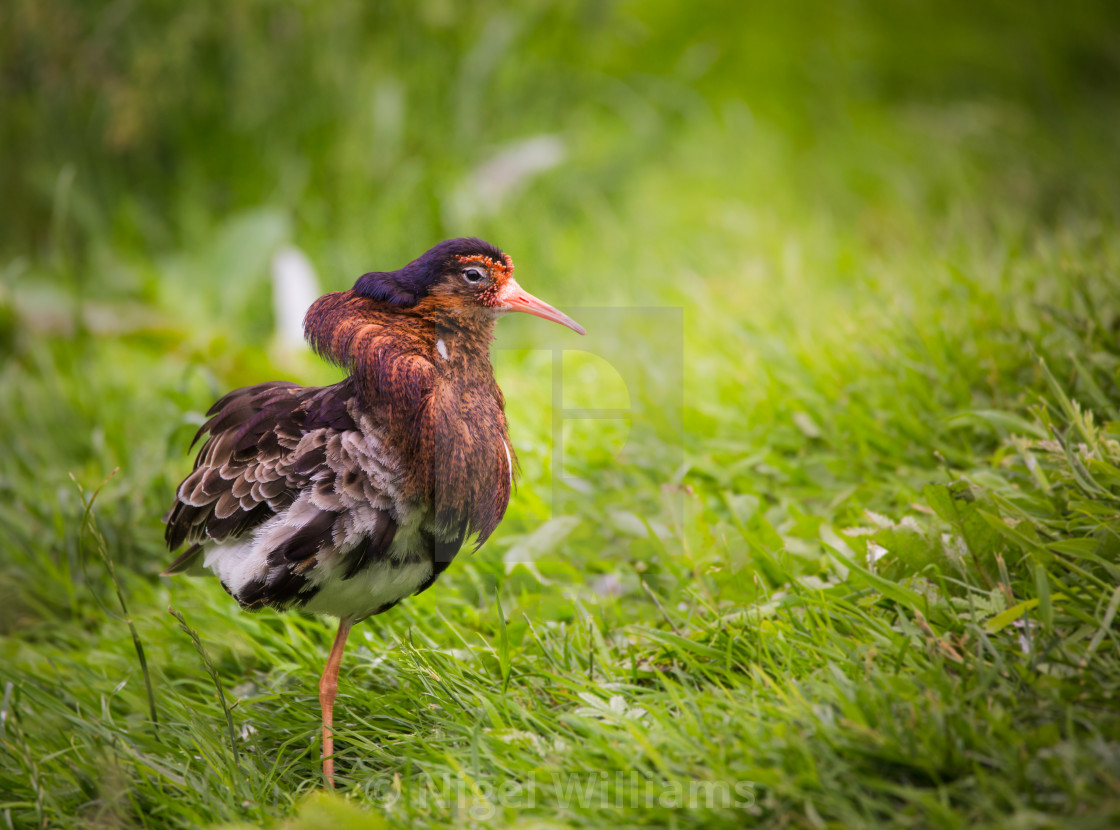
[419,304,499,370]
[305,290,498,371]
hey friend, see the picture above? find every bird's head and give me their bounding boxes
[354,238,585,335]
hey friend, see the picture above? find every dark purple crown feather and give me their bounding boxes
[354,237,506,307]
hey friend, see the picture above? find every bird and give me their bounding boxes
[162,238,584,786]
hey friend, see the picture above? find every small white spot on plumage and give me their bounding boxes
[436,338,449,361]
[503,440,512,486]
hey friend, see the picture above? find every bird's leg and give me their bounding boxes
[319,617,352,788]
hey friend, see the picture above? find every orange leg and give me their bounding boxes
[319,617,352,788]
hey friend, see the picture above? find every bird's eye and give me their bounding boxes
[462,268,485,284]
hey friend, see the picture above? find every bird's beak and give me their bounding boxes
[501,280,586,335]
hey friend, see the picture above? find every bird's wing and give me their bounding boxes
[162,380,358,569]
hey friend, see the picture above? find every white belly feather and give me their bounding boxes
[203,502,433,620]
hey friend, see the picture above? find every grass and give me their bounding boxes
[3,1,1120,827]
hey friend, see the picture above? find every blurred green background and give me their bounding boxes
[5,0,1119,290]
[4,1,1120,828]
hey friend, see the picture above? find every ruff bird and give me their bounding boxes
[163,238,584,785]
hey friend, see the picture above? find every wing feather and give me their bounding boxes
[164,381,355,552]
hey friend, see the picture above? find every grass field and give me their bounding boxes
[3,2,1120,827]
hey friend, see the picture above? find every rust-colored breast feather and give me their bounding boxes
[304,290,514,545]
[304,291,435,414]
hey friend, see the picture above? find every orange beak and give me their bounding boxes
[502,281,586,335]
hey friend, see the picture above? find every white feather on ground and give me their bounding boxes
[272,246,320,349]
